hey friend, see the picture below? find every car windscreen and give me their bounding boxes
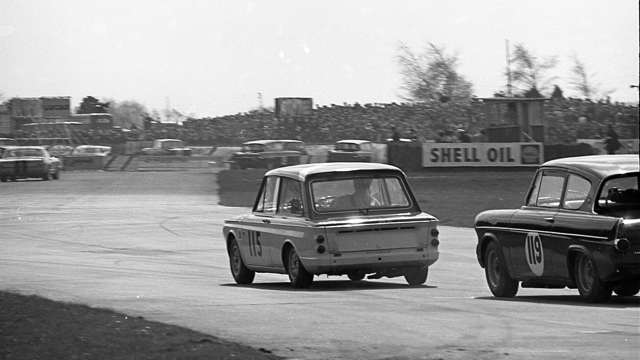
[335,143,360,151]
[4,149,44,157]
[596,174,640,216]
[242,144,265,152]
[311,176,411,213]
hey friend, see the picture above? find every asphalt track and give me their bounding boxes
[1,170,638,360]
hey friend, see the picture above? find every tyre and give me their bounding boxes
[404,266,429,286]
[613,281,639,297]
[286,247,313,288]
[228,238,255,285]
[484,242,518,297]
[574,253,611,302]
[52,170,60,180]
[347,271,366,281]
[42,170,49,181]
[0,177,6,182]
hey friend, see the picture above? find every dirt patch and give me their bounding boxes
[0,291,282,360]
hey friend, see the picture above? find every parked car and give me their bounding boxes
[0,138,18,146]
[327,139,374,162]
[223,162,440,288]
[227,139,306,169]
[71,145,112,156]
[474,155,639,302]
[0,146,62,182]
[141,139,192,156]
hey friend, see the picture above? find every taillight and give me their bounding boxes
[429,227,439,248]
[613,218,629,252]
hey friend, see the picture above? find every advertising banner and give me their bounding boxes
[422,142,544,167]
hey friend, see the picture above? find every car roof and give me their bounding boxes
[542,155,639,178]
[243,139,303,145]
[336,139,371,145]
[266,162,402,181]
[75,145,111,148]
[155,138,183,142]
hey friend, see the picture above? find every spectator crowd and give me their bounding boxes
[12,97,639,149]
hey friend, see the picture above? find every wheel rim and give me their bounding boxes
[487,248,501,288]
[288,251,299,279]
[230,243,241,275]
[577,256,594,293]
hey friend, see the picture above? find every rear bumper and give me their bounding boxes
[301,249,439,274]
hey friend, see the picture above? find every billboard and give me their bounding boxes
[275,97,313,118]
[422,142,544,167]
[41,97,71,118]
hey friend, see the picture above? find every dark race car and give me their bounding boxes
[327,139,374,162]
[0,146,62,182]
[227,139,306,170]
[474,154,639,302]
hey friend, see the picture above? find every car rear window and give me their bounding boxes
[5,149,44,157]
[311,176,411,212]
[596,174,640,215]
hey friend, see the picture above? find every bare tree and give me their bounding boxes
[570,55,613,99]
[108,100,148,129]
[509,43,558,95]
[397,42,473,103]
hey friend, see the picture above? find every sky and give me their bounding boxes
[1,0,638,118]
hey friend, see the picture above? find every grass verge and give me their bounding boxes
[0,291,282,360]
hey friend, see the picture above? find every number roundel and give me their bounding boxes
[525,232,544,276]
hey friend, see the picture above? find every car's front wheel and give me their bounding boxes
[404,266,428,286]
[613,281,639,297]
[0,176,6,182]
[574,253,611,302]
[228,238,255,285]
[52,169,60,180]
[42,168,50,181]
[484,242,518,297]
[286,247,313,288]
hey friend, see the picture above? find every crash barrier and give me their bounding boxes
[124,141,154,155]
[62,155,107,170]
[388,141,424,171]
[543,143,596,161]
[189,146,216,156]
[103,155,132,171]
[125,155,215,171]
[577,138,639,155]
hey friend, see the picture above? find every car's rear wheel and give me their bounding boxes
[484,242,518,297]
[228,238,255,285]
[286,247,313,288]
[574,253,611,302]
[613,281,639,297]
[404,266,428,286]
[0,177,6,182]
[347,271,366,281]
[42,169,50,181]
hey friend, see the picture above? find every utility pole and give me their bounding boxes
[257,92,264,109]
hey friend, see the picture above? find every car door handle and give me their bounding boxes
[262,219,271,224]
[544,217,555,223]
